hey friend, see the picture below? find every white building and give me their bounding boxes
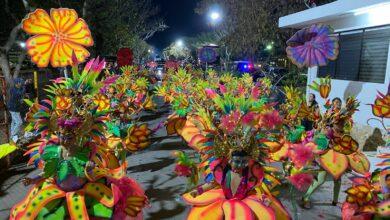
[279,0,390,130]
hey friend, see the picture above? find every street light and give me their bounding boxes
[18,41,26,48]
[208,10,222,24]
[265,42,274,51]
[210,11,221,21]
[176,39,184,47]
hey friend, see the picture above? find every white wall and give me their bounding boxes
[279,0,390,29]
[328,10,390,32]
[306,65,390,128]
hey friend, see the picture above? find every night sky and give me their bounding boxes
[148,0,207,51]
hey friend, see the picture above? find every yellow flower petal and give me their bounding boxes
[183,189,225,206]
[26,35,55,68]
[64,19,94,46]
[22,9,55,35]
[187,200,224,220]
[50,40,89,67]
[222,200,254,220]
[50,8,78,32]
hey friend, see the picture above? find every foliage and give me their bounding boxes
[195,0,335,58]
[185,32,222,50]
[163,42,192,61]
[85,0,166,57]
[280,69,307,88]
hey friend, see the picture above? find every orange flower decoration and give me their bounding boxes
[120,66,134,75]
[370,91,390,118]
[94,94,110,112]
[309,77,331,99]
[319,84,331,99]
[55,96,72,111]
[22,8,93,67]
[124,124,151,151]
[333,135,358,155]
[346,185,374,206]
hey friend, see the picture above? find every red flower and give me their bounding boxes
[205,88,217,99]
[219,84,227,94]
[288,173,313,191]
[135,93,145,106]
[242,112,256,125]
[110,177,146,219]
[174,164,192,176]
[220,110,241,133]
[289,143,314,168]
[260,110,283,129]
[251,86,260,99]
[237,85,245,96]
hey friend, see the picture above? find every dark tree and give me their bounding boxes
[84,0,167,57]
[196,0,335,59]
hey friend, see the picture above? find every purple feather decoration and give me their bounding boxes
[286,24,339,68]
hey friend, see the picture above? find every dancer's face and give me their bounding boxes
[230,155,249,173]
[332,99,341,110]
[309,94,316,102]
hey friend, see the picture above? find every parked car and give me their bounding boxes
[235,61,256,74]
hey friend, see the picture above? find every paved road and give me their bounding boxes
[0,103,347,220]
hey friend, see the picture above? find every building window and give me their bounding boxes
[318,26,390,83]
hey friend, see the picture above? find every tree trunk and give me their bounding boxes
[0,53,11,82]
[82,0,88,18]
[13,52,26,79]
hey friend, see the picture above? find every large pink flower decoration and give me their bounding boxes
[288,173,314,191]
[251,86,260,99]
[220,111,241,134]
[205,88,218,99]
[286,24,339,68]
[289,143,314,168]
[110,177,147,219]
[242,112,256,125]
[259,110,283,129]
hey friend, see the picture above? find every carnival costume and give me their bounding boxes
[163,73,291,219]
[275,75,369,209]
[103,65,157,153]
[340,86,390,219]
[10,8,147,220]
[281,24,372,209]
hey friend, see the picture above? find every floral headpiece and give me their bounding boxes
[182,79,283,161]
[25,55,107,145]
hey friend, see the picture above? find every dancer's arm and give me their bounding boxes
[189,181,218,197]
[22,172,44,186]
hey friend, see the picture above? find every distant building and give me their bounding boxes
[279,0,390,129]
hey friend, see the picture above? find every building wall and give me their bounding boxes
[306,60,390,129]
[327,9,390,32]
[307,64,388,149]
